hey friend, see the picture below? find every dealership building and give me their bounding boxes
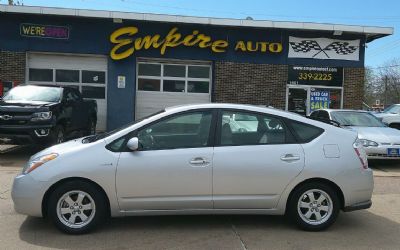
[0,5,393,131]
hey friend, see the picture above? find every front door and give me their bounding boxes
[116,110,215,211]
[212,110,305,209]
[287,87,308,116]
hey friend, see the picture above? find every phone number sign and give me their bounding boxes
[288,66,343,87]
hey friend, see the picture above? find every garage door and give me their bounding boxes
[27,53,107,131]
[136,60,212,119]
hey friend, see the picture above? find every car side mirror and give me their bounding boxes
[127,137,139,151]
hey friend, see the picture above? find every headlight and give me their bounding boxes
[31,111,52,121]
[22,153,58,174]
[358,139,379,147]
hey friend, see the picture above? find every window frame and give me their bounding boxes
[107,109,218,152]
[214,109,298,147]
[136,61,211,94]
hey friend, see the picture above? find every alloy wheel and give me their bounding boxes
[56,190,96,229]
[297,189,333,226]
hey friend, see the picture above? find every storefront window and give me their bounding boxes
[137,62,211,94]
[164,65,185,77]
[29,68,53,82]
[138,64,161,76]
[163,80,185,92]
[56,69,79,83]
[138,78,160,91]
[188,66,210,78]
[188,81,209,93]
[82,71,105,84]
[82,86,105,99]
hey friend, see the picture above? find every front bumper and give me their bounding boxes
[365,145,400,159]
[11,174,48,217]
[0,124,54,145]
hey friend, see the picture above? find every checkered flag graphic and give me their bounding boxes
[323,42,358,55]
[289,40,321,52]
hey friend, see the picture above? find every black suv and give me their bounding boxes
[0,85,97,145]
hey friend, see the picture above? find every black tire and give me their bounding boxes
[48,180,107,234]
[86,118,97,136]
[52,125,65,145]
[288,182,340,231]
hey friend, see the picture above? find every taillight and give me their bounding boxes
[354,139,368,169]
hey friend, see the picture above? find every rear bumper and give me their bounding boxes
[343,200,372,212]
[0,124,54,145]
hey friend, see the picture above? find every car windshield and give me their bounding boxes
[331,111,385,127]
[83,109,166,143]
[2,86,62,102]
[383,105,400,114]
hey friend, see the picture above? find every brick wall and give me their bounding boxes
[214,61,287,109]
[214,61,365,111]
[343,67,364,109]
[0,51,26,84]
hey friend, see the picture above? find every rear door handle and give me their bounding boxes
[280,154,301,162]
[189,157,209,167]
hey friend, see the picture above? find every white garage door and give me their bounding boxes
[136,60,212,119]
[27,53,107,131]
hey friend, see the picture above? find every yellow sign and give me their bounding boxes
[110,26,282,60]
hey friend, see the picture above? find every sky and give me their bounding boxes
[4,0,400,69]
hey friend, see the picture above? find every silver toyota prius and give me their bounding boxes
[12,104,373,234]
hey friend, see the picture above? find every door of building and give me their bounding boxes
[286,86,343,116]
[27,53,108,131]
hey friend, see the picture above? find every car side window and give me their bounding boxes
[220,111,288,146]
[64,89,81,102]
[137,111,212,150]
[287,120,324,143]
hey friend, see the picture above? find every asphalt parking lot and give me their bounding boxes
[0,146,400,250]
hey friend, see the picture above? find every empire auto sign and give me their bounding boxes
[109,26,283,60]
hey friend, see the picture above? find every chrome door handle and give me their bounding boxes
[189,157,209,166]
[280,154,300,162]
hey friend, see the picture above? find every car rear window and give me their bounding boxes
[288,120,324,143]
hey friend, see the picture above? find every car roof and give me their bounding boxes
[312,109,369,113]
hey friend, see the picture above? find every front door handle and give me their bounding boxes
[280,154,301,162]
[189,157,209,167]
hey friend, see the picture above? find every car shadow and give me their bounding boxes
[18,211,400,249]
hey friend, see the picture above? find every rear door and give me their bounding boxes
[212,110,305,209]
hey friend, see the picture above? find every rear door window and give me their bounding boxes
[219,110,293,146]
[288,120,324,143]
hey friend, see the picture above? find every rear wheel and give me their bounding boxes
[288,182,340,231]
[51,125,65,145]
[48,180,107,234]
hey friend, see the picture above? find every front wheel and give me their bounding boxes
[48,180,107,234]
[288,182,340,231]
[51,125,65,145]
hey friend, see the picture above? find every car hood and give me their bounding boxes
[345,126,400,144]
[30,137,103,160]
[373,112,397,118]
[0,100,58,112]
